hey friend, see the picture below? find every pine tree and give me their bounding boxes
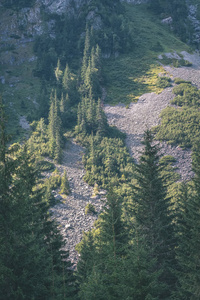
[55,59,63,82]
[60,170,70,195]
[132,129,177,299]
[176,151,200,299]
[62,64,71,91]
[77,188,129,300]
[0,144,75,299]
[48,90,62,162]
[81,25,91,82]
[96,98,107,137]
[97,187,128,257]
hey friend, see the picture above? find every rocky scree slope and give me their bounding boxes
[104,51,200,181]
[48,140,106,267]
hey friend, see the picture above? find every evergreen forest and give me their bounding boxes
[1,0,200,299]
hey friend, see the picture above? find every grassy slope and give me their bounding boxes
[0,7,41,141]
[0,3,192,139]
[103,3,191,105]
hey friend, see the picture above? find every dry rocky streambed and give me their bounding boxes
[48,51,200,266]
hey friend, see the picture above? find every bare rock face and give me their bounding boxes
[121,0,149,3]
[39,0,89,15]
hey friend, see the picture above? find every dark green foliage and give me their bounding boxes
[76,188,129,299]
[176,152,200,299]
[0,142,75,299]
[171,83,200,107]
[156,76,172,89]
[33,0,132,84]
[2,0,35,8]
[159,55,192,68]
[37,160,55,172]
[85,203,96,215]
[154,82,200,148]
[83,136,134,188]
[28,118,49,156]
[60,170,70,195]
[48,91,63,162]
[148,0,188,41]
[154,106,200,148]
[75,96,108,137]
[45,169,61,190]
[174,78,191,85]
[132,130,177,299]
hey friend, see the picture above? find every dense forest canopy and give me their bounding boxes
[1,0,200,298]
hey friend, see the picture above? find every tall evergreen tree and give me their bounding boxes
[81,26,91,82]
[132,129,177,299]
[48,90,62,162]
[0,142,75,299]
[176,151,200,299]
[62,64,71,91]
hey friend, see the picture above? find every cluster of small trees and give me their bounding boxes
[154,82,200,148]
[0,98,75,300]
[76,130,200,299]
[148,0,188,42]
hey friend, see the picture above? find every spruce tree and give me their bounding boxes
[48,90,62,162]
[176,151,200,299]
[60,170,70,195]
[133,129,177,299]
[62,64,71,91]
[55,59,63,83]
[81,26,91,82]
[0,144,75,299]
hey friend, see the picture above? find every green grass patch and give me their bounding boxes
[174,78,192,85]
[156,76,172,89]
[153,106,200,148]
[171,83,200,107]
[103,3,190,105]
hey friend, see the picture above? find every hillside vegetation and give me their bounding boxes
[1,0,200,299]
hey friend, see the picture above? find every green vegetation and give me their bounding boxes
[0,106,75,299]
[103,4,190,104]
[156,76,172,89]
[85,203,96,215]
[1,1,200,299]
[154,83,200,148]
[83,135,133,188]
[172,83,200,107]
[60,170,71,195]
[174,77,191,85]
[158,53,192,68]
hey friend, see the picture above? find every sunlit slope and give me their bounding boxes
[103,3,191,105]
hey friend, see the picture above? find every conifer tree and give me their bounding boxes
[81,26,91,82]
[48,91,62,162]
[132,129,177,299]
[0,144,76,299]
[60,170,70,195]
[96,98,107,137]
[62,64,71,91]
[55,59,63,82]
[176,151,200,299]
[77,188,129,299]
[97,187,128,257]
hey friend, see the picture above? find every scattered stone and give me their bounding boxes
[104,51,200,182]
[161,17,173,25]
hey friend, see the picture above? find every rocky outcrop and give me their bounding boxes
[187,3,200,45]
[38,0,88,15]
[121,0,149,3]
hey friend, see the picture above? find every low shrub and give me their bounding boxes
[85,203,96,215]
